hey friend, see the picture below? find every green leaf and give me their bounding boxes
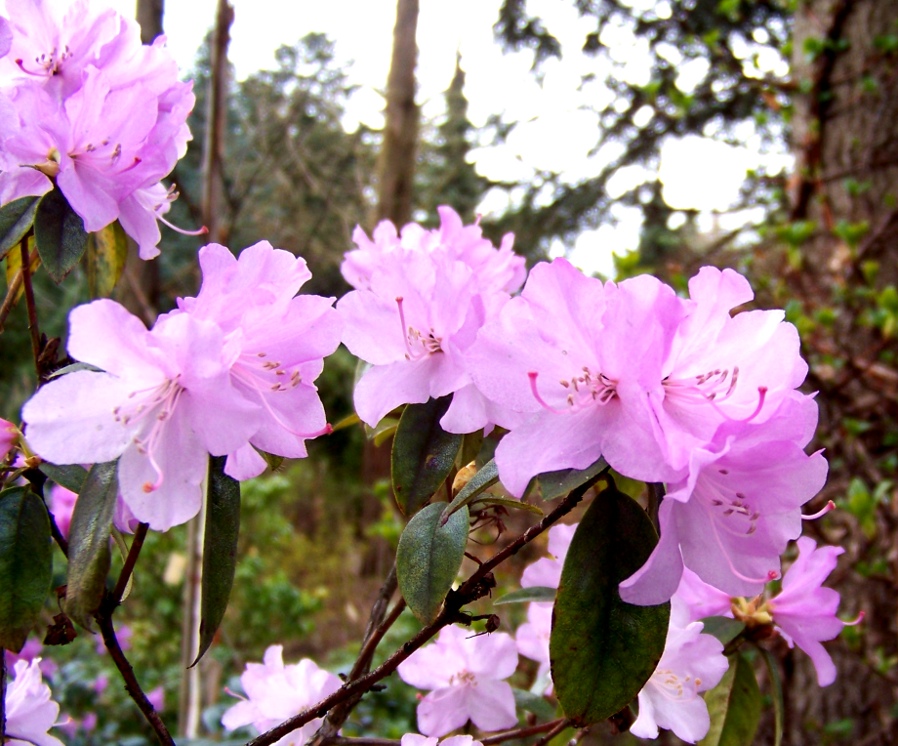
[34,188,88,283]
[758,647,784,746]
[0,196,40,261]
[494,586,556,605]
[550,486,669,725]
[39,462,89,494]
[391,396,462,515]
[85,220,128,298]
[0,487,53,651]
[193,456,240,667]
[537,456,608,500]
[513,687,558,720]
[65,461,119,631]
[396,502,469,624]
[701,616,746,646]
[700,653,762,746]
[440,458,499,525]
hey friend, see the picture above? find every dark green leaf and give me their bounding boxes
[397,502,469,624]
[537,456,608,500]
[758,647,783,746]
[494,586,556,605]
[85,220,128,298]
[513,687,558,720]
[700,653,762,746]
[39,462,89,494]
[34,188,88,283]
[0,196,40,260]
[550,486,669,725]
[701,616,746,646]
[440,458,499,525]
[193,456,240,667]
[65,461,119,631]
[391,396,462,515]
[0,487,53,651]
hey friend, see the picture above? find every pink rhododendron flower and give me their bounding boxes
[22,243,339,530]
[3,658,65,746]
[177,242,342,480]
[397,625,519,736]
[342,205,524,295]
[768,536,849,686]
[48,482,77,538]
[630,614,729,743]
[221,645,341,745]
[0,0,195,259]
[1,415,17,461]
[469,260,809,496]
[401,734,483,746]
[514,601,552,687]
[520,522,576,590]
[620,394,828,602]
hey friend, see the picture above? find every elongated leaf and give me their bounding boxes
[550,486,669,725]
[513,687,558,720]
[0,195,40,260]
[39,462,89,494]
[85,220,128,298]
[494,586,556,605]
[65,461,119,631]
[440,458,499,524]
[392,396,462,515]
[397,502,469,624]
[193,456,240,667]
[0,487,53,651]
[537,456,608,500]
[758,647,784,746]
[700,653,762,746]
[35,188,88,283]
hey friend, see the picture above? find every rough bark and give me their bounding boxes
[785,2,898,744]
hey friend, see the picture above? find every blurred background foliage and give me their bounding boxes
[2,0,897,744]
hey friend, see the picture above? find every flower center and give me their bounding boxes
[395,297,442,360]
[528,366,617,414]
[16,44,72,77]
[448,670,476,686]
[651,668,701,702]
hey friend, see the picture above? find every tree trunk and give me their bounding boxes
[786,2,898,743]
[117,0,166,324]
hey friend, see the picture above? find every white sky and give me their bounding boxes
[110,0,791,277]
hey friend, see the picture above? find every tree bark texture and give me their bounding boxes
[786,2,898,744]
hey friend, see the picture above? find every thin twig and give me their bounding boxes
[532,718,571,746]
[19,233,41,380]
[481,718,569,745]
[112,523,149,604]
[251,476,603,746]
[97,607,175,745]
[1,647,7,743]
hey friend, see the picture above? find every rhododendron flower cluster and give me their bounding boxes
[221,645,342,745]
[0,0,195,258]
[22,241,341,530]
[3,658,65,746]
[464,258,826,601]
[397,624,519,737]
[339,207,526,433]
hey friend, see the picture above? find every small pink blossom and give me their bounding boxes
[630,617,729,743]
[514,601,552,688]
[520,522,576,590]
[221,645,341,745]
[1,415,17,461]
[768,536,849,686]
[0,0,195,259]
[48,482,77,538]
[397,625,519,737]
[3,658,65,746]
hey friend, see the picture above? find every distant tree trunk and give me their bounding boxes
[375,0,419,225]
[117,0,165,324]
[361,0,420,575]
[786,2,898,744]
[177,2,233,739]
